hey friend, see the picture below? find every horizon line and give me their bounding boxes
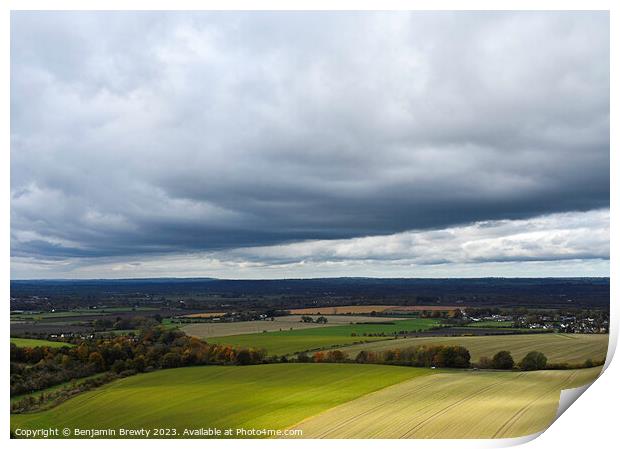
[9,275,611,282]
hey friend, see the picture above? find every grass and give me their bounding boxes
[337,333,608,365]
[182,315,411,339]
[273,315,408,324]
[182,319,335,339]
[10,307,160,321]
[10,338,74,348]
[290,367,602,438]
[11,363,603,439]
[207,319,441,356]
[11,364,432,438]
[11,373,109,405]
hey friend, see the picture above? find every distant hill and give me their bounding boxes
[10,277,609,309]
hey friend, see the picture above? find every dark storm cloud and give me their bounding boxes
[11,11,609,264]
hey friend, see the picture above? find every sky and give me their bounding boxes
[10,11,610,279]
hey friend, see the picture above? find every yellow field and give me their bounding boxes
[181,312,227,318]
[287,305,394,315]
[288,367,602,438]
[338,333,608,365]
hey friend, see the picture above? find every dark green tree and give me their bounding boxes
[519,351,547,371]
[492,351,515,370]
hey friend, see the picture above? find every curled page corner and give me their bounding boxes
[495,431,544,447]
[491,377,600,448]
[541,315,620,436]
[552,343,613,427]
[555,381,596,420]
[497,351,613,447]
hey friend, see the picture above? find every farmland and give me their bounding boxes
[11,364,602,439]
[182,318,335,338]
[205,318,441,355]
[182,315,408,338]
[289,367,602,438]
[181,312,227,318]
[273,315,409,324]
[11,373,109,405]
[11,364,430,437]
[287,305,458,315]
[9,277,610,439]
[10,338,73,348]
[337,333,608,365]
[11,307,160,321]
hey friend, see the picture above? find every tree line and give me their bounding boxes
[296,346,604,371]
[299,345,471,368]
[11,327,268,399]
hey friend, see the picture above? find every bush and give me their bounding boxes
[492,351,514,370]
[161,352,182,369]
[313,352,325,363]
[297,352,311,363]
[355,351,370,363]
[477,356,493,369]
[324,350,348,363]
[519,351,547,371]
[432,346,471,368]
[236,349,252,365]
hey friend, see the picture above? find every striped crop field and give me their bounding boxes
[337,333,608,365]
[288,367,602,438]
[11,364,430,438]
[11,363,602,439]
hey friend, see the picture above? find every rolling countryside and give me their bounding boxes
[11,364,603,439]
[204,318,441,355]
[289,367,603,438]
[11,364,431,437]
[336,333,609,365]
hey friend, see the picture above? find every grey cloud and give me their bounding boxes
[10,210,610,280]
[221,209,609,265]
[10,11,609,269]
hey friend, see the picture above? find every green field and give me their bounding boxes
[336,333,608,365]
[291,367,602,438]
[10,338,73,348]
[11,364,431,438]
[181,315,410,339]
[10,307,160,321]
[207,319,441,356]
[11,363,602,439]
